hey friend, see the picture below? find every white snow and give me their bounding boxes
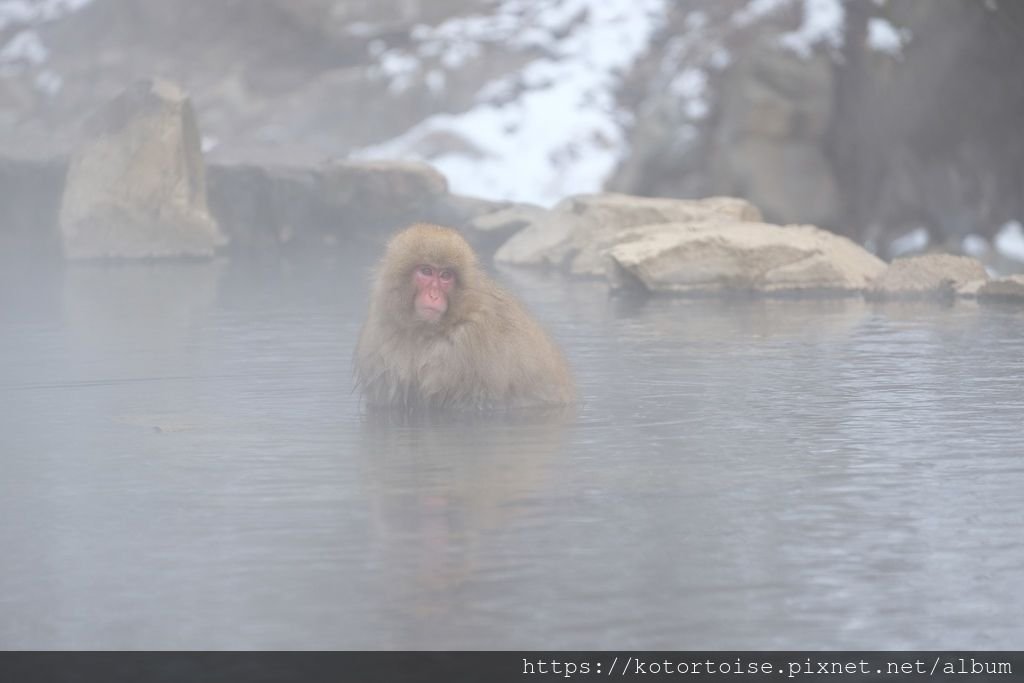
[0,29,47,64]
[424,69,446,94]
[357,0,668,206]
[378,51,420,94]
[995,220,1024,263]
[0,0,34,31]
[34,68,61,94]
[0,0,93,94]
[734,0,845,58]
[867,17,910,56]
[779,0,845,57]
[708,47,732,70]
[0,0,92,30]
[741,0,906,58]
[733,0,793,28]
[889,226,929,257]
[669,67,709,120]
[961,234,990,258]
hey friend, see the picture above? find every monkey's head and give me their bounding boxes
[376,223,480,329]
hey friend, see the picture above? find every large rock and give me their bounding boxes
[955,278,988,298]
[605,222,887,296]
[712,139,839,229]
[453,200,547,255]
[707,37,840,228]
[206,160,516,255]
[207,163,328,252]
[321,160,448,212]
[0,155,67,262]
[318,159,451,239]
[494,193,762,275]
[977,275,1024,302]
[59,79,226,259]
[867,254,989,300]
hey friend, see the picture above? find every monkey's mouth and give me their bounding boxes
[415,304,446,323]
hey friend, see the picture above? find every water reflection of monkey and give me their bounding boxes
[358,410,571,641]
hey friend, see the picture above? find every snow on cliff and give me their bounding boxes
[0,0,93,94]
[356,0,668,207]
[356,0,910,206]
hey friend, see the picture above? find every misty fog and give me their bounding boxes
[1,0,1023,652]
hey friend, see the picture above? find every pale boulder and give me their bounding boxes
[59,79,226,259]
[977,274,1024,302]
[955,278,988,298]
[867,254,989,300]
[605,222,886,295]
[494,193,762,275]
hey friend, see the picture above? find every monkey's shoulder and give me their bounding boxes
[454,284,547,337]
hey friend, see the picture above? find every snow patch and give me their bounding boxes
[0,0,92,31]
[357,0,668,206]
[867,17,911,56]
[669,68,709,120]
[779,0,845,57]
[34,68,62,94]
[889,227,929,257]
[1,0,93,94]
[0,29,47,64]
[961,234,989,258]
[733,0,845,57]
[733,0,793,28]
[709,47,732,70]
[378,51,420,94]
[995,220,1024,263]
[425,69,446,94]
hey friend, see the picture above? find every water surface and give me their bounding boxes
[1,256,1022,649]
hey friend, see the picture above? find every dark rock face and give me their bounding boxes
[610,0,1024,246]
[206,164,328,253]
[0,156,66,262]
[206,160,511,256]
[827,1,1024,248]
[319,160,449,231]
[706,36,839,229]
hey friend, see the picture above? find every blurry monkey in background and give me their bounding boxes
[355,223,574,411]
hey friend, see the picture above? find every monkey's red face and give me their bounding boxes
[412,264,456,323]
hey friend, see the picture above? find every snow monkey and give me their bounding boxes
[355,223,574,411]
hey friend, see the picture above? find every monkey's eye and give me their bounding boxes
[418,265,434,277]
[439,269,455,283]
